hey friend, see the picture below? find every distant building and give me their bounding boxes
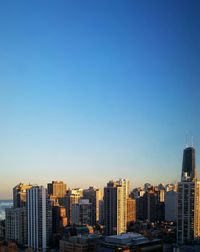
[13,183,32,208]
[63,225,94,237]
[47,181,67,198]
[99,200,104,225]
[165,190,177,221]
[104,179,129,235]
[97,233,163,252]
[60,189,82,225]
[181,146,195,180]
[177,146,200,244]
[165,183,176,192]
[141,186,165,222]
[135,196,144,220]
[27,186,52,251]
[131,188,145,198]
[126,198,136,227]
[72,199,92,226]
[5,207,27,246]
[83,187,102,224]
[142,188,159,221]
[144,183,152,191]
[60,235,99,252]
[159,189,165,202]
[52,205,67,234]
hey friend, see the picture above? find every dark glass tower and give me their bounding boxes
[181,147,195,181]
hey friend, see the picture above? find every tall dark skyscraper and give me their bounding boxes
[177,146,200,244]
[181,147,195,181]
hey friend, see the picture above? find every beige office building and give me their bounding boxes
[47,181,67,198]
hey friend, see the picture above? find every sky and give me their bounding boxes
[0,0,200,199]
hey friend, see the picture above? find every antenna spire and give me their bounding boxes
[191,135,194,147]
[185,133,188,148]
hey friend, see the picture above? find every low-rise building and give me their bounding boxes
[97,233,163,252]
[60,234,99,252]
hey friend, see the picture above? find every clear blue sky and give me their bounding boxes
[0,0,200,199]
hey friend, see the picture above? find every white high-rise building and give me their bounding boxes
[27,186,52,251]
[104,179,129,235]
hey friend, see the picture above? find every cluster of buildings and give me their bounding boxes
[1,146,200,251]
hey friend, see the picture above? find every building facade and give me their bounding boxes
[47,181,67,198]
[126,198,136,227]
[72,199,92,226]
[83,187,102,224]
[27,186,52,251]
[104,179,129,235]
[5,208,27,246]
[177,146,200,244]
[60,189,82,225]
[165,190,177,221]
[13,183,32,208]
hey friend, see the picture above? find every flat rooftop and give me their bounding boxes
[105,233,149,245]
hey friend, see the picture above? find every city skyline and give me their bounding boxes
[0,0,200,199]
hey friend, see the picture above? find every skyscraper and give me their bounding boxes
[47,181,67,198]
[52,205,67,234]
[59,188,82,225]
[5,183,32,246]
[142,187,159,222]
[13,183,32,208]
[72,199,92,226]
[104,179,129,235]
[5,208,27,246]
[181,147,195,181]
[83,187,102,224]
[177,146,200,244]
[127,198,136,228]
[27,186,52,251]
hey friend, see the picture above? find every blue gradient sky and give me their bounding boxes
[0,0,200,199]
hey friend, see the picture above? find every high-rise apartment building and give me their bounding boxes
[72,199,92,226]
[47,181,67,198]
[5,183,32,246]
[104,179,129,235]
[27,186,52,251]
[5,208,27,246]
[177,146,200,244]
[13,183,32,208]
[83,187,102,224]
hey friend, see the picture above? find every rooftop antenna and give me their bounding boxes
[191,135,194,147]
[185,133,188,148]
